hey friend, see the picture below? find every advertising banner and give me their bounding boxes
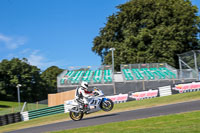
[106,94,128,103]
[129,89,158,101]
[172,82,200,93]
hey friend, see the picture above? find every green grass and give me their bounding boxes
[53,111,200,133]
[0,101,24,115]
[1,91,200,133]
[0,101,48,115]
[0,101,22,110]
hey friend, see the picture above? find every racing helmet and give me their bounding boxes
[81,81,88,89]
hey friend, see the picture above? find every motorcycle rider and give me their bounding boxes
[76,81,93,111]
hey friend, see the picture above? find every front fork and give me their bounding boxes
[101,98,110,107]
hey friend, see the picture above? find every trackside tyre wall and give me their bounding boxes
[0,112,22,126]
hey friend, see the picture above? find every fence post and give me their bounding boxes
[36,102,38,109]
[11,107,14,113]
[142,81,145,90]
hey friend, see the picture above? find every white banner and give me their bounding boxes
[106,94,128,103]
[129,90,158,100]
[172,82,200,93]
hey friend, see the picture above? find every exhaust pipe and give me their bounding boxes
[69,109,80,113]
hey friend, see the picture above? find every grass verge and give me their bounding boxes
[1,91,200,133]
[0,101,22,110]
[0,101,48,115]
[53,110,200,133]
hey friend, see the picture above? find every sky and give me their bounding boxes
[0,0,199,70]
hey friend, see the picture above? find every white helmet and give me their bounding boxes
[81,81,88,89]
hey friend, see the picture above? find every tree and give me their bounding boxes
[41,66,63,93]
[92,0,200,70]
[0,58,46,102]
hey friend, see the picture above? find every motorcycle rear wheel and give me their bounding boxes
[100,99,114,112]
[69,107,84,121]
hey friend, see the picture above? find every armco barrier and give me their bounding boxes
[0,112,21,126]
[21,104,64,121]
[28,104,64,120]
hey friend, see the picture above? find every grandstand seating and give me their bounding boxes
[60,71,75,84]
[70,71,85,84]
[140,68,155,80]
[82,70,93,83]
[59,64,177,85]
[122,69,134,80]
[122,67,176,81]
[60,69,115,85]
[104,69,113,83]
[132,69,144,80]
[159,67,176,79]
[93,70,103,83]
[150,68,166,79]
[60,78,65,85]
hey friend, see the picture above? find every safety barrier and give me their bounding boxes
[0,112,21,126]
[21,104,65,121]
[129,89,159,100]
[106,94,128,103]
[159,86,172,97]
[172,82,200,93]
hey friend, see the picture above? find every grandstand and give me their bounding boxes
[121,63,177,81]
[58,65,113,86]
[57,63,198,96]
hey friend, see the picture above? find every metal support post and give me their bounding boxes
[16,84,22,109]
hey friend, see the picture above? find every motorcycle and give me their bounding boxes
[65,88,114,121]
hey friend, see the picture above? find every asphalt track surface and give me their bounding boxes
[7,100,200,133]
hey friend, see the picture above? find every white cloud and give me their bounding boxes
[2,48,64,70]
[28,50,44,66]
[19,48,31,54]
[0,33,27,50]
[0,33,61,70]
[27,50,57,70]
[0,34,11,42]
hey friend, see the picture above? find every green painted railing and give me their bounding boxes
[28,104,64,120]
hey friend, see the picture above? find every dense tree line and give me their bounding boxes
[0,58,63,102]
[92,0,200,71]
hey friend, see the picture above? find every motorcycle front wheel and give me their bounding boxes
[69,107,84,121]
[100,99,114,112]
